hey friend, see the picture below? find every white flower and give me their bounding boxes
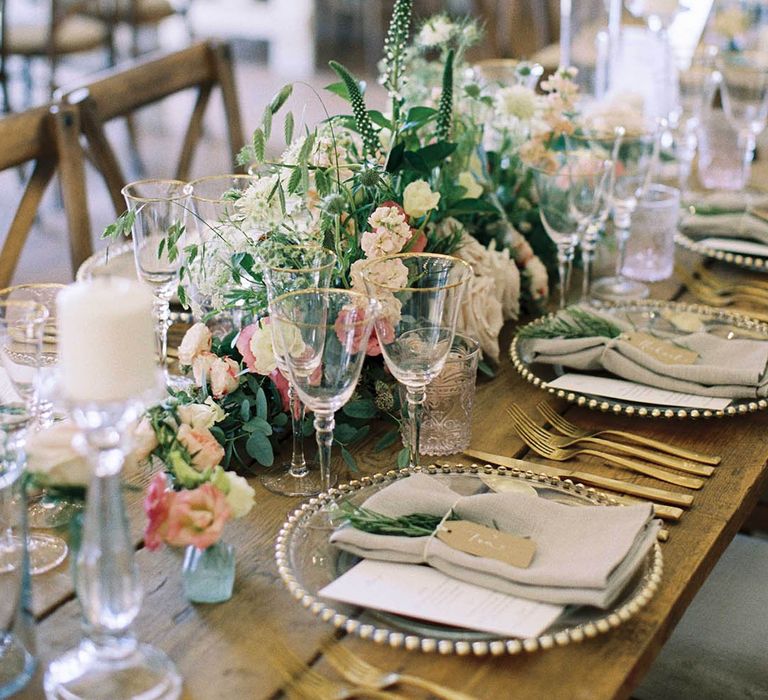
[458,171,483,199]
[248,323,278,375]
[223,471,255,518]
[495,85,537,121]
[417,16,454,47]
[456,276,504,362]
[350,257,409,291]
[268,319,306,364]
[178,323,212,366]
[403,180,440,219]
[26,421,91,487]
[583,95,649,136]
[177,400,224,430]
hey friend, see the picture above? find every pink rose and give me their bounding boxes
[404,231,427,253]
[367,318,395,356]
[235,322,259,372]
[178,323,212,366]
[269,368,291,413]
[334,305,376,356]
[177,423,225,471]
[209,356,240,398]
[133,417,159,463]
[144,473,171,551]
[163,483,231,550]
[192,351,217,388]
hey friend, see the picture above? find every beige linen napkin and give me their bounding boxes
[679,211,768,244]
[331,473,659,609]
[520,310,768,399]
[682,190,768,213]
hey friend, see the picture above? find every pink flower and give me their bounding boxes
[209,356,240,398]
[405,231,427,253]
[269,368,291,413]
[362,202,413,258]
[163,483,231,550]
[178,323,212,366]
[177,423,225,471]
[334,305,376,356]
[144,473,171,551]
[367,318,395,356]
[236,322,259,371]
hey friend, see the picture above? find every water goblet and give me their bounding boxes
[579,127,660,301]
[0,300,69,576]
[258,245,337,496]
[122,178,191,389]
[531,153,614,307]
[0,283,82,530]
[716,55,768,187]
[269,288,377,491]
[187,174,262,327]
[360,253,472,469]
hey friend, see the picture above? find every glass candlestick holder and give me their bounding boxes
[43,398,181,700]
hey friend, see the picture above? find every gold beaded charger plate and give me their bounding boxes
[675,230,768,272]
[510,299,768,419]
[275,464,663,656]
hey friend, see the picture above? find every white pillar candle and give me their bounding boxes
[58,278,158,403]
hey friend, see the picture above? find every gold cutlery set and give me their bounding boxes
[270,632,475,700]
[677,265,768,318]
[465,401,722,526]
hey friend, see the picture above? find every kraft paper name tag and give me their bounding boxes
[436,521,536,569]
[622,331,699,366]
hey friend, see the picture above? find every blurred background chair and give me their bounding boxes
[0,102,92,286]
[56,40,244,215]
[0,0,112,112]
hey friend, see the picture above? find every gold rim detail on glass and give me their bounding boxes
[274,463,663,656]
[121,178,191,203]
[187,174,260,203]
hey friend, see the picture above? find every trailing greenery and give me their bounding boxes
[517,307,624,340]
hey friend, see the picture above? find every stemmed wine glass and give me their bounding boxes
[0,300,69,575]
[122,178,191,388]
[360,253,472,469]
[258,245,337,496]
[269,288,377,492]
[579,126,660,301]
[716,55,768,187]
[531,153,614,307]
[0,283,82,530]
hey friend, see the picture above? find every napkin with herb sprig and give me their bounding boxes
[680,191,768,244]
[330,473,659,608]
[518,306,768,398]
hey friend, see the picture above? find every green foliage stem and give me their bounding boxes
[435,49,454,142]
[329,60,379,157]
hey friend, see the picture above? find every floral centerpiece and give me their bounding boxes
[107,1,585,482]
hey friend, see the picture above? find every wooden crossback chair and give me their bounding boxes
[56,40,244,215]
[0,103,92,288]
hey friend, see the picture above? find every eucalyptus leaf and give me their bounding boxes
[340,447,358,472]
[246,432,274,466]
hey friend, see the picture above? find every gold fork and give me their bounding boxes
[507,407,704,489]
[268,634,405,700]
[536,402,721,465]
[324,644,477,700]
[678,275,768,317]
[507,405,712,478]
[693,264,768,295]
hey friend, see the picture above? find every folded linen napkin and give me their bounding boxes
[330,473,659,608]
[521,309,768,399]
[679,211,768,245]
[682,190,768,214]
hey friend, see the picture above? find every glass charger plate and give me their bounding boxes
[510,299,768,419]
[675,230,768,272]
[275,464,663,657]
[76,241,137,282]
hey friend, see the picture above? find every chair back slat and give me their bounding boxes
[57,40,245,214]
[0,104,92,287]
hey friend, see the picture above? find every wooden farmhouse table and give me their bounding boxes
[17,250,768,700]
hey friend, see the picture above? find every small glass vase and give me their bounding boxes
[182,540,235,604]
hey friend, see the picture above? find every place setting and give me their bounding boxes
[7,1,768,699]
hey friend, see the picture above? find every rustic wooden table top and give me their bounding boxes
[17,249,768,700]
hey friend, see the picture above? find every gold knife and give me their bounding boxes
[462,448,692,514]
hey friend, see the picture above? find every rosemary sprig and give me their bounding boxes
[330,501,456,537]
[517,307,623,340]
